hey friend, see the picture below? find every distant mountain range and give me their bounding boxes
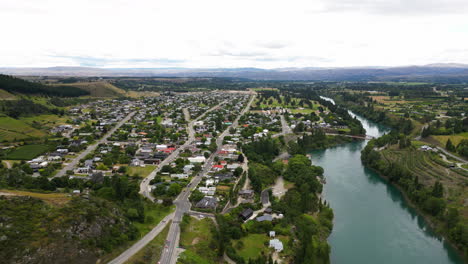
[1,63,468,82]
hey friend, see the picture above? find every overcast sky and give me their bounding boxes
[1,0,468,68]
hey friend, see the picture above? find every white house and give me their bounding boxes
[171,173,189,179]
[188,156,206,163]
[156,144,168,150]
[269,239,283,252]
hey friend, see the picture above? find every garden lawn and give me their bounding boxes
[235,234,269,260]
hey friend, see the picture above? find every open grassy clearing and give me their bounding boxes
[432,132,468,146]
[0,189,71,206]
[127,165,156,178]
[179,217,218,263]
[20,114,70,131]
[4,144,53,160]
[125,221,171,264]
[0,89,17,100]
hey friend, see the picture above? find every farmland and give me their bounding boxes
[379,145,468,217]
[4,144,53,160]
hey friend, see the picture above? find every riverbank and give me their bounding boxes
[364,164,467,261]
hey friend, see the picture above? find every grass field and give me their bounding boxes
[125,221,171,264]
[20,114,70,131]
[0,116,46,141]
[234,234,269,260]
[127,165,156,178]
[4,144,53,160]
[179,217,218,263]
[432,132,468,146]
[0,189,70,206]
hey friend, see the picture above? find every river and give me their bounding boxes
[309,97,464,264]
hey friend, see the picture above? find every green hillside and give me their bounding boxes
[55,81,126,97]
[0,115,46,142]
[0,74,89,97]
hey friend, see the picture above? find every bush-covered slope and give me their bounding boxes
[0,196,137,264]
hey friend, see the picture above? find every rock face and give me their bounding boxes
[0,196,136,264]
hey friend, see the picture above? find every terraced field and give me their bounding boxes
[380,147,468,215]
[381,148,466,184]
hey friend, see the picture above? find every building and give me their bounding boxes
[269,239,283,252]
[256,214,273,222]
[171,173,189,179]
[188,156,206,163]
[240,208,253,221]
[196,196,218,209]
[239,189,254,199]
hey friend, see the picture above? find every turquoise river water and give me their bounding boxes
[309,97,464,264]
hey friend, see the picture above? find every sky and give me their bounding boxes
[1,0,468,68]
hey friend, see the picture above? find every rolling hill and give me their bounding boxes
[54,81,126,97]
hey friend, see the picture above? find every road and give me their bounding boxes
[54,111,136,178]
[436,147,468,164]
[107,212,175,264]
[159,94,255,264]
[272,114,292,138]
[109,102,225,264]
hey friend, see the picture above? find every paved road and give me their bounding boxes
[280,114,292,134]
[159,94,255,264]
[54,111,136,178]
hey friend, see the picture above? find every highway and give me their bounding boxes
[159,94,255,264]
[54,111,136,178]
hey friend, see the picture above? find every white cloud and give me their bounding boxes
[0,0,467,68]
